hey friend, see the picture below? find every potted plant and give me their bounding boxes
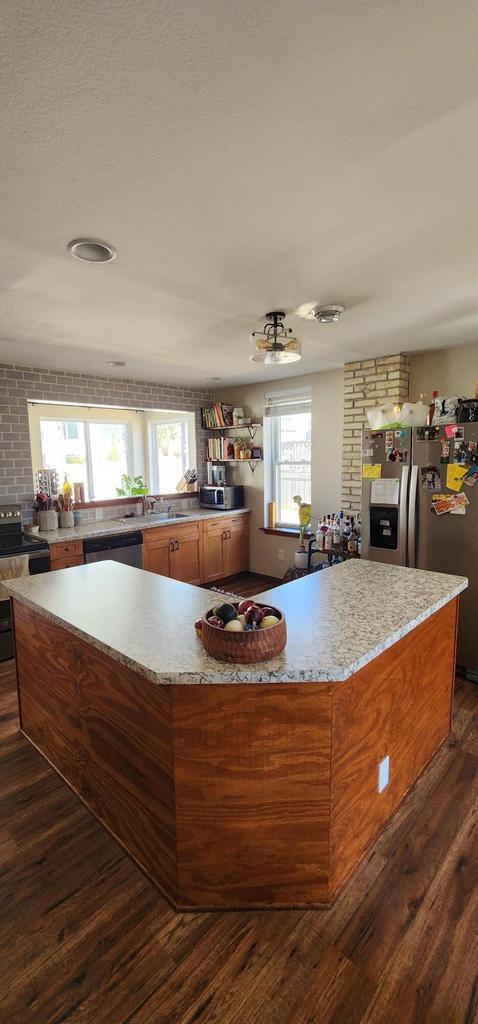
[293,495,312,569]
[116,474,148,497]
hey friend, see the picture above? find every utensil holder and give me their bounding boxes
[59,511,75,528]
[37,510,59,532]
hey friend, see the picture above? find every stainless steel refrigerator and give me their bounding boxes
[362,423,478,679]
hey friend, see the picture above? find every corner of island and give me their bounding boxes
[6,558,467,910]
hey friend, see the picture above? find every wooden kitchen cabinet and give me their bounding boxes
[143,522,202,585]
[201,519,227,582]
[49,540,85,571]
[225,515,249,575]
[202,514,249,582]
[142,531,171,577]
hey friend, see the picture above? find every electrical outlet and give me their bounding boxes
[278,548,284,561]
[378,755,390,793]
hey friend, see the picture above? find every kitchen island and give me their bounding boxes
[6,559,467,910]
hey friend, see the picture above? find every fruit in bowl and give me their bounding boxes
[198,600,287,663]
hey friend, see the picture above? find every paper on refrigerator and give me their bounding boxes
[370,478,400,504]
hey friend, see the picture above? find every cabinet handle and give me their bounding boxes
[227,529,232,539]
[169,540,175,552]
[175,540,180,551]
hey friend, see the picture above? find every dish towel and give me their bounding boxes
[0,554,30,601]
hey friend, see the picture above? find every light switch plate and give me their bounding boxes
[378,755,390,793]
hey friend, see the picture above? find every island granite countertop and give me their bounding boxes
[5,559,467,684]
[25,507,250,544]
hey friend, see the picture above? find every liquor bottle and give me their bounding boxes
[324,519,333,551]
[333,516,341,547]
[315,517,325,551]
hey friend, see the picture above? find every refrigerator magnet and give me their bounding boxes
[463,467,478,487]
[440,440,450,463]
[421,466,441,491]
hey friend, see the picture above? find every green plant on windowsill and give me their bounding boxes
[293,494,312,552]
[116,474,148,497]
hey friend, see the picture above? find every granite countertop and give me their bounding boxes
[25,507,250,543]
[5,559,467,685]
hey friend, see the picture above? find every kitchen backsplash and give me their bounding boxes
[0,363,214,520]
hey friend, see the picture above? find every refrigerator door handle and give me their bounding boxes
[398,464,409,565]
[407,464,418,568]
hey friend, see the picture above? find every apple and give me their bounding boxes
[208,615,224,629]
[237,599,255,615]
[224,619,244,632]
[245,605,265,625]
[259,615,280,629]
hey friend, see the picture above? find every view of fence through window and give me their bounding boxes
[275,410,311,524]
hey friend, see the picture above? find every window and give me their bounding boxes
[265,388,312,526]
[148,417,191,494]
[39,418,131,501]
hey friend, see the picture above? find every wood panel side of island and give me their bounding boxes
[171,683,333,908]
[12,600,179,903]
[328,598,458,897]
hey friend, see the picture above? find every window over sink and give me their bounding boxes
[28,401,197,503]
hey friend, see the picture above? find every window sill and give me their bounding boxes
[260,526,314,539]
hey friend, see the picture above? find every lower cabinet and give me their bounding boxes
[143,522,202,585]
[202,514,249,583]
[49,541,85,572]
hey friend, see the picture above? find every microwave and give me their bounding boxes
[199,485,245,510]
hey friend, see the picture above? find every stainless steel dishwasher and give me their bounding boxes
[83,531,143,568]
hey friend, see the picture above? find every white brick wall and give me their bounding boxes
[341,354,410,514]
[0,363,214,514]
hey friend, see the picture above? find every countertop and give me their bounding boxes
[5,559,467,684]
[25,507,250,544]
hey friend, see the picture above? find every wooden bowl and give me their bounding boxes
[201,602,287,664]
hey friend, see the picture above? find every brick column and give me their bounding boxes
[341,354,410,514]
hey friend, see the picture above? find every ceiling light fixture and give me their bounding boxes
[250,311,302,365]
[67,238,117,263]
[106,360,127,367]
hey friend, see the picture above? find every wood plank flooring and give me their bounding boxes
[0,659,477,1023]
[203,571,281,597]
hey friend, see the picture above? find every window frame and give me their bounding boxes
[39,415,133,501]
[147,414,193,494]
[264,388,312,528]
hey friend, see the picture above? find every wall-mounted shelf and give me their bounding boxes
[204,423,262,440]
[205,458,263,475]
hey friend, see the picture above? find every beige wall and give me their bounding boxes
[219,368,343,578]
[409,342,478,400]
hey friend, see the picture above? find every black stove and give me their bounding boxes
[0,534,48,556]
[0,503,50,660]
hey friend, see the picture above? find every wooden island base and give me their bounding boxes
[12,597,458,910]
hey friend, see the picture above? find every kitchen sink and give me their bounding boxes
[112,512,188,523]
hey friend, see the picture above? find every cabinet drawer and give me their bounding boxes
[50,540,83,558]
[51,555,84,571]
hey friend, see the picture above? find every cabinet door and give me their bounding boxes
[143,534,172,577]
[170,524,202,584]
[225,516,249,576]
[202,520,227,583]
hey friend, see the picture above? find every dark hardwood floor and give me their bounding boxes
[203,571,281,597]
[0,659,477,1023]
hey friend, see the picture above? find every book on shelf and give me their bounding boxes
[201,403,234,429]
[205,436,236,461]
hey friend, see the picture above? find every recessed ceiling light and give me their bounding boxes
[106,360,127,367]
[205,376,223,381]
[68,238,117,263]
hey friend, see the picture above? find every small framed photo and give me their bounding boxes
[251,446,262,460]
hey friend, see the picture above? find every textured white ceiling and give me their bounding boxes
[2,0,478,386]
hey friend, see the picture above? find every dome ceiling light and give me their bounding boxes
[250,311,302,365]
[67,238,117,263]
[296,302,345,322]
